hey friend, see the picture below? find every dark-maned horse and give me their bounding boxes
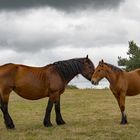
[91,59,140,124]
[0,55,95,129]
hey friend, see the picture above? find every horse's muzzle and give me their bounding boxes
[91,79,99,85]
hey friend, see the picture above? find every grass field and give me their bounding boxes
[0,89,140,140]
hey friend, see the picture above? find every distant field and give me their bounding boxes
[0,89,140,140]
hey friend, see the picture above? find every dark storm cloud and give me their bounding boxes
[0,0,124,11]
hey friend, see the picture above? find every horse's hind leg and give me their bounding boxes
[55,97,65,125]
[0,88,15,129]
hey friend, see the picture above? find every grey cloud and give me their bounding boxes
[0,33,62,52]
[0,0,124,12]
[0,26,127,53]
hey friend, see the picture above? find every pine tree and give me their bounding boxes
[118,41,140,71]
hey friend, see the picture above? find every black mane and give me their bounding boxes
[104,63,123,72]
[53,58,83,80]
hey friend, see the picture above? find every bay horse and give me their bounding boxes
[0,55,95,129]
[91,59,140,125]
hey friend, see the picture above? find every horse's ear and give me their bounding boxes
[99,59,104,65]
[86,55,88,59]
[101,59,104,63]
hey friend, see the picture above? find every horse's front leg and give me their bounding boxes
[55,97,66,125]
[119,92,127,124]
[113,92,127,125]
[43,98,53,127]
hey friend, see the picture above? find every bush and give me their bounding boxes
[66,85,79,89]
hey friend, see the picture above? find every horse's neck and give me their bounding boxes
[106,70,120,86]
[65,70,80,84]
[54,62,81,84]
[66,65,83,84]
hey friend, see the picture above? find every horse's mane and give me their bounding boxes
[104,63,123,72]
[53,58,83,80]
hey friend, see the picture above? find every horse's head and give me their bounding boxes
[91,59,107,85]
[81,55,95,81]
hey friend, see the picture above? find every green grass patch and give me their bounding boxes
[0,89,140,140]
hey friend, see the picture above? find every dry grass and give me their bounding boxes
[0,89,140,140]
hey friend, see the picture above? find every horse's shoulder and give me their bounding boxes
[119,71,127,77]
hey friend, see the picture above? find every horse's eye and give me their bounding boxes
[98,70,101,72]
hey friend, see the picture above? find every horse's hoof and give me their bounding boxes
[56,120,66,125]
[120,120,128,125]
[6,124,15,129]
[44,122,53,127]
[120,122,126,125]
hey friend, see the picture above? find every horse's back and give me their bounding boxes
[135,69,140,75]
[127,69,140,79]
[0,63,42,84]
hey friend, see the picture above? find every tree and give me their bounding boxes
[118,41,140,71]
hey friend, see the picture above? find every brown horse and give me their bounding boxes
[0,55,95,129]
[91,59,140,124]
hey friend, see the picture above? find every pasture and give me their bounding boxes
[0,89,140,140]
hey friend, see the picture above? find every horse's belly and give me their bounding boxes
[126,91,140,96]
[126,86,140,96]
[14,84,49,100]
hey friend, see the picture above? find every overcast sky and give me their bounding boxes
[0,0,140,87]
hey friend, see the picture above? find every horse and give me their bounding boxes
[0,55,95,129]
[91,59,140,125]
